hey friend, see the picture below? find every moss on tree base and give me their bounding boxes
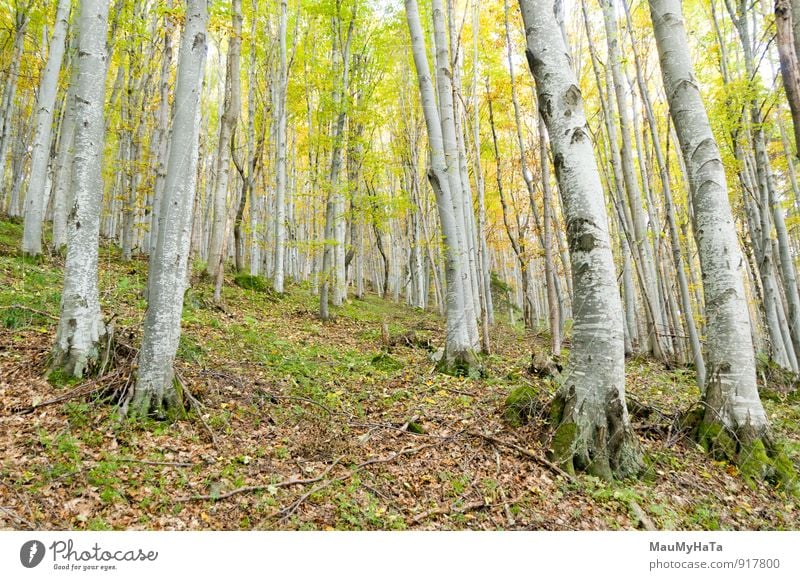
[435,347,481,378]
[127,380,186,421]
[546,389,641,481]
[697,419,798,493]
[49,343,102,381]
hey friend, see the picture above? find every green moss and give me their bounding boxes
[46,367,83,388]
[435,349,481,378]
[549,393,565,426]
[503,385,540,427]
[738,438,770,487]
[770,444,799,493]
[698,421,737,460]
[550,421,577,476]
[406,421,425,434]
[234,273,270,293]
[371,352,403,372]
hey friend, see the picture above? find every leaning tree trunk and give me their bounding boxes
[51,0,111,378]
[130,0,208,418]
[206,0,242,280]
[649,0,792,486]
[22,0,71,256]
[776,0,800,158]
[404,0,477,374]
[518,0,640,479]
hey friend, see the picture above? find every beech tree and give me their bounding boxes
[649,0,792,484]
[51,0,111,378]
[21,0,70,257]
[518,0,640,478]
[130,0,209,417]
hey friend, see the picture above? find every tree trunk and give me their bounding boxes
[206,0,242,279]
[22,0,71,256]
[404,0,477,374]
[131,0,208,418]
[601,0,672,363]
[649,0,786,484]
[519,0,640,479]
[51,0,111,378]
[51,34,80,253]
[0,8,28,206]
[621,0,705,386]
[273,0,289,291]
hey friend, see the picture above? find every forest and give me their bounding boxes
[1,0,800,531]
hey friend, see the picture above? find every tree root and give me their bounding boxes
[547,388,642,481]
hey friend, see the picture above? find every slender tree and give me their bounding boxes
[206,0,242,280]
[404,0,477,373]
[22,0,71,256]
[130,0,209,418]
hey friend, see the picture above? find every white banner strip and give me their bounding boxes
[2,531,798,579]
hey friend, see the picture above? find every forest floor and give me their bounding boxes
[1,217,799,531]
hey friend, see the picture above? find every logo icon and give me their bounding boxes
[20,540,46,568]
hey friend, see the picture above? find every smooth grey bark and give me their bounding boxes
[519,0,640,479]
[131,0,208,418]
[51,34,80,253]
[539,115,561,357]
[148,0,175,257]
[206,0,242,280]
[404,0,476,372]
[273,0,288,292]
[581,0,641,353]
[472,0,494,334]
[600,0,672,363]
[22,0,71,256]
[51,0,110,378]
[319,10,354,319]
[725,0,800,370]
[0,8,28,206]
[649,0,771,455]
[431,0,479,350]
[621,0,704,386]
[776,0,800,157]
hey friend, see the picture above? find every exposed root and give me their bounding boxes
[547,387,642,481]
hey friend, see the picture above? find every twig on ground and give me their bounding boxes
[178,373,218,448]
[468,430,576,483]
[178,456,344,502]
[410,500,487,524]
[278,442,444,522]
[0,505,36,530]
[0,304,58,321]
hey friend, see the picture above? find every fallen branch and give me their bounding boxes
[0,304,58,321]
[628,499,657,531]
[177,456,344,502]
[12,374,123,415]
[467,431,575,483]
[278,442,443,522]
[410,500,487,524]
[0,505,36,530]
